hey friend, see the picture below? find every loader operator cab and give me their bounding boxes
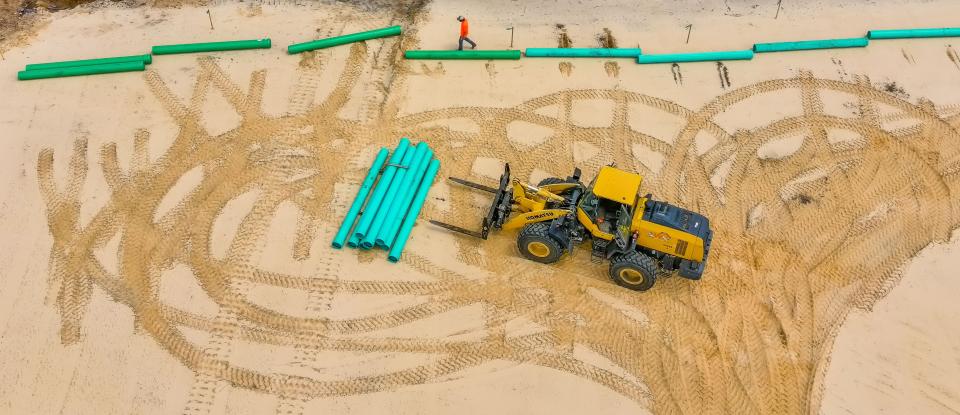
[578,166,642,238]
[579,192,628,235]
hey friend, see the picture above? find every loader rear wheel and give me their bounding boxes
[518,222,563,264]
[609,251,657,291]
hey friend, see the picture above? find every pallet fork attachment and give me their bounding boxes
[429,164,514,240]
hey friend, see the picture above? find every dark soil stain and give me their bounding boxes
[671,63,683,85]
[556,23,572,48]
[597,28,617,48]
[881,81,909,99]
[716,62,731,89]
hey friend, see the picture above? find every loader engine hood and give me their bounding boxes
[642,200,711,241]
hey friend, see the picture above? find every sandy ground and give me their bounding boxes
[1,0,959,414]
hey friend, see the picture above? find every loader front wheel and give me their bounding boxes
[518,222,563,264]
[609,251,657,291]
[537,177,567,187]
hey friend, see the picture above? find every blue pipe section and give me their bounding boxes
[332,147,389,249]
[388,159,441,263]
[637,50,754,64]
[361,143,423,249]
[753,37,868,53]
[868,28,960,39]
[377,145,434,248]
[524,48,642,58]
[347,233,361,248]
[351,138,411,242]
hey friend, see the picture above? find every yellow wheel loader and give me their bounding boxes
[430,164,713,291]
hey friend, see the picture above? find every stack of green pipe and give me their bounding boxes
[151,38,271,55]
[288,25,402,54]
[364,142,430,249]
[388,159,441,263]
[637,50,754,64]
[25,54,152,70]
[350,138,411,247]
[525,48,642,58]
[18,61,146,81]
[333,138,441,262]
[332,147,389,249]
[360,145,421,249]
[753,37,868,53]
[18,54,151,81]
[404,50,522,60]
[376,144,434,248]
[867,28,960,39]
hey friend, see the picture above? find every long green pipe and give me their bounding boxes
[152,38,271,55]
[347,233,362,248]
[753,37,868,53]
[18,61,145,81]
[388,159,441,263]
[351,138,411,242]
[378,145,434,248]
[361,143,426,249]
[637,50,753,64]
[332,147,389,249]
[404,50,522,60]
[288,25,402,54]
[25,54,152,71]
[868,28,960,39]
[525,48,642,57]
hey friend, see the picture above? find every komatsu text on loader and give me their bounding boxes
[430,164,713,291]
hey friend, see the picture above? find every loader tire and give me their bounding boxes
[537,177,567,186]
[518,222,563,264]
[609,251,657,291]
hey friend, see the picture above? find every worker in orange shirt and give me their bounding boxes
[457,16,477,50]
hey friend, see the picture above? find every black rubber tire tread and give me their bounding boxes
[537,177,567,186]
[517,222,564,264]
[609,251,658,291]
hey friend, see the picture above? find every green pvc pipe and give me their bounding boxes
[637,50,754,64]
[524,48,642,57]
[361,143,425,249]
[404,50,522,60]
[25,54,152,71]
[152,38,271,55]
[288,25,402,54]
[332,147,389,249]
[753,37,868,53]
[868,28,960,39]
[377,144,433,248]
[388,159,441,263]
[352,138,411,241]
[347,233,361,248]
[18,61,145,81]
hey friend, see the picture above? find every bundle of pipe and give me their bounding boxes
[332,139,441,263]
[18,54,152,81]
